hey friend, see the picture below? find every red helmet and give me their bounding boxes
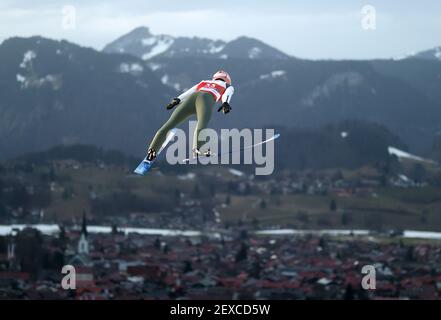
[212,70,232,85]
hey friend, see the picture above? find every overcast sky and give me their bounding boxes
[1,0,440,60]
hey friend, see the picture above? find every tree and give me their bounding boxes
[380,174,388,187]
[227,181,237,193]
[209,184,216,197]
[405,246,415,262]
[240,229,248,240]
[0,178,4,200]
[49,167,56,181]
[332,170,344,181]
[16,228,44,278]
[409,163,426,183]
[431,173,441,186]
[250,259,262,279]
[243,184,251,196]
[183,260,193,273]
[318,237,326,248]
[252,217,260,229]
[420,210,428,224]
[59,225,66,241]
[296,211,309,223]
[0,203,6,219]
[62,188,71,200]
[259,199,267,209]
[154,238,161,250]
[192,184,200,198]
[235,243,248,262]
[225,195,231,206]
[343,284,354,300]
[271,195,281,206]
[317,216,331,227]
[220,236,226,247]
[0,179,5,219]
[330,199,337,212]
[341,212,350,225]
[32,189,52,208]
[10,185,30,209]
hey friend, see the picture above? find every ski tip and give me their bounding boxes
[182,157,199,164]
[133,170,144,176]
[133,159,153,175]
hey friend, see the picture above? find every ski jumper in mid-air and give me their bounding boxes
[146,70,234,161]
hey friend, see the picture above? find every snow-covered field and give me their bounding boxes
[0,224,201,237]
[255,229,370,237]
[256,229,441,240]
[2,224,441,240]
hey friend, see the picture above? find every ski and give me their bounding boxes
[134,129,177,175]
[182,133,280,163]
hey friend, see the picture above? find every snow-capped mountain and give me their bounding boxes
[103,27,290,60]
[412,46,441,61]
[2,34,441,160]
[395,46,441,61]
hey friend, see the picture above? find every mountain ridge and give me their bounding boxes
[103,26,291,61]
[0,36,175,159]
[1,33,441,161]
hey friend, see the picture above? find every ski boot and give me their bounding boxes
[146,148,157,161]
[192,148,212,159]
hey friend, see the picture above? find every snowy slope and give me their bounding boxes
[0,36,175,159]
[103,27,290,61]
[397,46,441,62]
[388,146,436,163]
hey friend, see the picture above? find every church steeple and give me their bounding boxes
[78,211,89,255]
[81,210,88,238]
[7,234,18,271]
[7,239,15,260]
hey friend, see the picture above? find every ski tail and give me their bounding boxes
[222,133,280,156]
[182,133,280,163]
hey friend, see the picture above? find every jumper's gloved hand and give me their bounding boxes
[166,98,181,110]
[218,102,231,114]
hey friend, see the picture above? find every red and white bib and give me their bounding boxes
[196,80,227,102]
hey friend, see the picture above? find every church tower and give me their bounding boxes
[78,211,89,255]
[7,233,18,271]
[7,241,15,260]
